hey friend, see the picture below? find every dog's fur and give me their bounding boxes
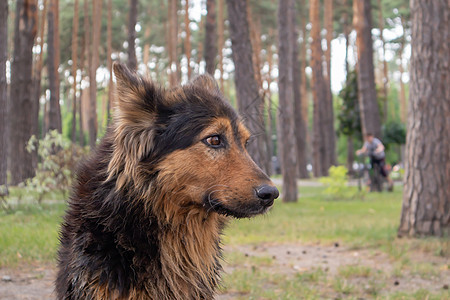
[56,63,277,299]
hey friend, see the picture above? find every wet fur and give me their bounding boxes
[56,63,274,299]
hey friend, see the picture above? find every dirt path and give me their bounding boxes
[1,244,448,299]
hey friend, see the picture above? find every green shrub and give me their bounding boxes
[319,166,365,200]
[24,130,87,203]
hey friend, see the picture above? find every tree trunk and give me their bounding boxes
[88,0,102,148]
[9,0,38,185]
[299,1,308,140]
[353,0,382,138]
[276,0,298,202]
[32,0,47,141]
[46,0,62,133]
[398,0,449,237]
[0,0,8,189]
[168,0,178,86]
[398,42,406,124]
[196,16,205,73]
[292,2,308,179]
[107,0,113,120]
[265,33,274,168]
[142,20,151,75]
[310,0,328,177]
[246,2,263,92]
[225,0,270,175]
[342,0,350,74]
[324,0,336,167]
[127,0,138,70]
[217,0,225,91]
[377,0,389,121]
[71,0,79,144]
[205,0,217,75]
[184,0,192,79]
[347,135,354,175]
[398,20,407,124]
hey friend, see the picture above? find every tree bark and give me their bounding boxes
[127,0,138,70]
[342,0,350,74]
[32,0,47,142]
[226,0,270,175]
[0,0,8,189]
[310,0,328,177]
[71,0,79,144]
[168,0,178,86]
[9,0,38,185]
[276,0,298,202]
[398,0,449,237]
[398,19,407,124]
[217,0,225,91]
[292,2,308,179]
[299,0,308,140]
[88,0,102,148]
[353,0,382,138]
[246,2,263,92]
[324,0,336,166]
[184,0,192,79]
[205,0,217,75]
[46,0,62,133]
[377,0,389,121]
[107,0,113,120]
[347,135,354,175]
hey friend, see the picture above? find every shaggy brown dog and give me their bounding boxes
[56,63,278,299]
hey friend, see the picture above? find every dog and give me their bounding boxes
[55,62,279,299]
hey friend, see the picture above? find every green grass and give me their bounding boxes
[224,186,402,248]
[0,202,65,267]
[0,184,448,299]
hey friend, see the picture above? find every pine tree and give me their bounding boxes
[9,0,38,184]
[398,0,449,237]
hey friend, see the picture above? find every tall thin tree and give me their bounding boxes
[398,0,449,237]
[88,0,103,148]
[276,0,298,202]
[225,0,270,174]
[47,0,62,133]
[184,0,192,79]
[0,0,8,190]
[205,0,217,75]
[168,0,178,86]
[127,0,138,70]
[377,0,389,120]
[310,0,328,177]
[217,0,225,91]
[324,0,336,166]
[71,0,80,144]
[107,0,113,120]
[291,1,308,179]
[9,0,38,184]
[353,0,381,138]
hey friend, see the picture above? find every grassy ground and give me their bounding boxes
[0,185,448,299]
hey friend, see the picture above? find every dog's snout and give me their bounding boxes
[256,185,279,206]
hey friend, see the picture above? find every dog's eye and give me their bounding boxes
[245,139,250,148]
[204,135,223,148]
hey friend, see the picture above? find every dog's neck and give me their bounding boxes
[157,209,227,299]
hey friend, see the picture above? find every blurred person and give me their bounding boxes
[356,133,394,191]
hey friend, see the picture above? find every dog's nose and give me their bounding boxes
[256,185,279,206]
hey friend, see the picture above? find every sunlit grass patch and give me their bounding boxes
[0,202,65,267]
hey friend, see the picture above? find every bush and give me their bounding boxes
[24,130,87,203]
[319,166,365,200]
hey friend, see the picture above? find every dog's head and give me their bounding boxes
[108,63,278,221]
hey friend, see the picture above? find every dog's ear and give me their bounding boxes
[189,74,220,94]
[109,63,161,188]
[113,62,160,121]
